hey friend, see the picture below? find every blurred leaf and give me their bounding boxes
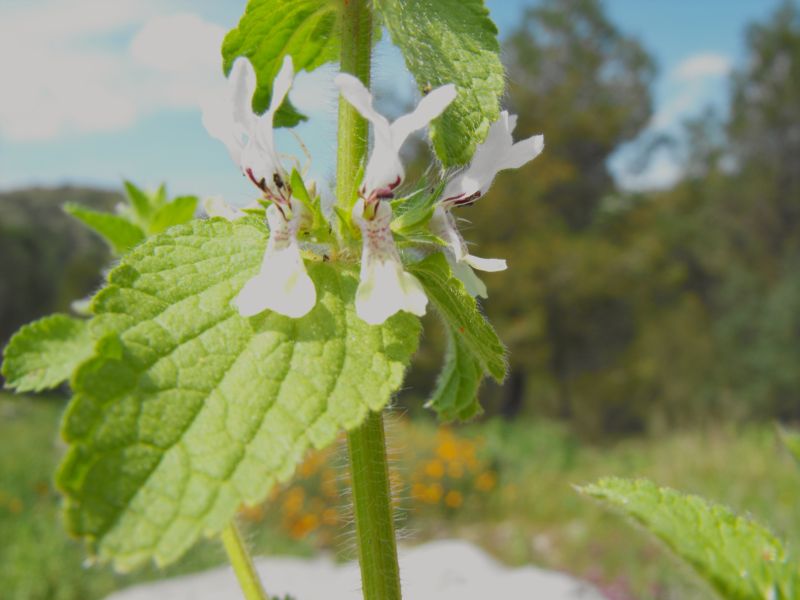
[426,325,484,422]
[64,203,145,255]
[123,181,155,223]
[57,218,420,571]
[581,477,800,600]
[148,196,198,234]
[375,0,504,166]
[409,253,506,381]
[153,183,168,208]
[2,314,93,392]
[777,426,800,465]
[222,0,341,126]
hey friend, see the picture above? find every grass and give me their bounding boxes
[1,394,798,600]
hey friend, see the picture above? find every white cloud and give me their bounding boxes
[650,87,704,130]
[0,0,229,142]
[645,53,732,132]
[672,53,732,82]
[129,13,227,109]
[614,150,683,192]
[130,14,224,73]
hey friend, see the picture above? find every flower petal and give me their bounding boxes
[201,95,242,166]
[450,259,488,299]
[336,76,456,196]
[430,207,503,297]
[235,248,317,318]
[333,73,391,132]
[355,259,427,325]
[430,206,468,262]
[498,133,544,172]
[390,84,457,147]
[203,197,245,221]
[352,199,428,324]
[255,55,295,172]
[442,110,544,201]
[334,74,398,192]
[230,58,258,136]
[464,254,507,272]
[234,202,316,319]
[268,55,295,115]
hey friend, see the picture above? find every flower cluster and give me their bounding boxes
[409,428,498,515]
[202,56,543,324]
[237,424,499,543]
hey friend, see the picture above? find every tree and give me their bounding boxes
[465,0,656,425]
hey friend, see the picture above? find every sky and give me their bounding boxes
[0,0,796,205]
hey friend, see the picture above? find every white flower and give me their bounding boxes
[441,111,544,206]
[434,111,543,296]
[334,74,457,197]
[430,206,506,298]
[202,55,295,201]
[234,198,316,319]
[334,75,453,324]
[352,199,427,325]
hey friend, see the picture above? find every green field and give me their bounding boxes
[1,394,798,600]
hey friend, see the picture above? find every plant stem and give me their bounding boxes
[336,2,402,598]
[335,0,373,224]
[221,521,269,600]
[347,411,402,600]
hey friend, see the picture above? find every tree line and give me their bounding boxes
[2,0,799,438]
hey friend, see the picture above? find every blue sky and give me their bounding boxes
[0,0,795,204]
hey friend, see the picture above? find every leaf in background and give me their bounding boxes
[57,219,420,571]
[409,253,506,381]
[777,426,800,465]
[147,196,198,235]
[581,477,800,600]
[222,0,341,126]
[2,315,94,393]
[426,325,484,422]
[64,203,145,255]
[123,181,155,224]
[152,183,168,209]
[375,0,504,166]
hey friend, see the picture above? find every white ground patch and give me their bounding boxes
[107,539,605,600]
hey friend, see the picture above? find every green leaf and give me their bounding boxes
[375,0,504,166]
[2,315,94,393]
[152,183,168,209]
[148,196,198,235]
[124,181,155,223]
[64,203,145,255]
[391,181,445,236]
[426,325,483,422]
[222,0,341,126]
[393,230,446,249]
[581,478,800,600]
[289,169,314,210]
[57,219,420,571]
[777,426,800,465]
[409,253,506,381]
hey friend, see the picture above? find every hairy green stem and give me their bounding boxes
[335,0,373,225]
[221,521,269,600]
[336,2,402,598]
[347,411,403,600]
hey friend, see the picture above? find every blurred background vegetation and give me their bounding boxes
[405,0,800,437]
[2,0,800,599]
